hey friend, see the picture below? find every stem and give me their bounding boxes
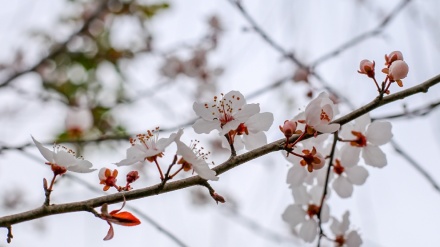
[44,174,58,206]
[153,158,164,181]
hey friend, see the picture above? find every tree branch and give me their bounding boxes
[1,73,439,228]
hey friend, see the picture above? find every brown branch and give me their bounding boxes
[0,0,110,89]
[317,132,338,247]
[1,73,439,229]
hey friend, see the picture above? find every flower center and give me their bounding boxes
[335,235,345,247]
[333,159,345,175]
[350,131,367,147]
[306,204,320,218]
[235,123,249,135]
[320,109,331,122]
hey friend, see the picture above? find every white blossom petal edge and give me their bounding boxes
[175,130,219,181]
[32,136,95,173]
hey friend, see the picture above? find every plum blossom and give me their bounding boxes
[385,50,403,66]
[99,168,119,191]
[282,185,329,243]
[65,107,94,137]
[192,91,259,135]
[340,114,392,168]
[388,60,409,81]
[303,92,340,134]
[331,146,369,198]
[330,211,362,247]
[175,129,219,181]
[115,127,177,167]
[222,111,274,151]
[32,136,95,174]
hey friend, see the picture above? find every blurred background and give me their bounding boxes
[0,0,440,246]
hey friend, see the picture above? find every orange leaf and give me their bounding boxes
[108,211,141,226]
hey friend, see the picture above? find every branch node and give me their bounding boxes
[6,225,13,243]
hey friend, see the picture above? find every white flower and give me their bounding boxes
[332,146,369,198]
[65,107,93,134]
[286,139,327,173]
[282,185,329,243]
[175,129,219,181]
[116,128,177,166]
[192,91,260,135]
[330,211,362,247]
[32,136,95,173]
[304,92,340,133]
[222,112,274,151]
[340,113,392,168]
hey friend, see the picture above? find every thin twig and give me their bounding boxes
[310,0,412,68]
[317,132,338,247]
[0,0,110,89]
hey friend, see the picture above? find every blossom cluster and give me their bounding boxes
[30,49,404,246]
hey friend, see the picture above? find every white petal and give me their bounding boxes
[246,112,274,133]
[67,160,96,173]
[340,211,350,234]
[305,105,322,127]
[366,121,393,146]
[354,114,371,132]
[362,145,387,168]
[192,118,220,134]
[98,167,108,180]
[156,132,178,150]
[282,204,306,228]
[53,151,78,167]
[320,203,330,223]
[31,136,54,162]
[346,231,363,247]
[340,145,360,168]
[292,185,310,205]
[299,219,318,243]
[346,166,369,185]
[243,132,267,150]
[193,102,216,121]
[223,90,246,110]
[332,176,353,198]
[330,217,342,236]
[314,123,340,133]
[192,161,219,181]
[233,103,260,122]
[115,145,146,166]
[286,165,307,187]
[309,185,324,205]
[340,124,355,139]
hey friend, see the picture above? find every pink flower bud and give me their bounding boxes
[357,60,375,78]
[292,67,309,83]
[126,171,140,184]
[388,60,409,81]
[280,120,297,139]
[385,51,404,66]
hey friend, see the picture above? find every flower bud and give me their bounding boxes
[280,120,297,139]
[126,171,140,184]
[357,59,375,78]
[385,51,403,66]
[388,60,409,81]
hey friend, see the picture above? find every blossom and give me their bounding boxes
[282,185,329,243]
[222,112,274,151]
[192,91,260,135]
[175,129,219,181]
[340,114,392,168]
[357,59,375,78]
[32,136,95,174]
[100,200,141,241]
[99,168,118,191]
[280,119,297,139]
[385,50,403,66]
[330,211,362,247]
[303,92,340,133]
[115,127,177,166]
[331,146,369,198]
[388,60,409,81]
[65,107,93,137]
